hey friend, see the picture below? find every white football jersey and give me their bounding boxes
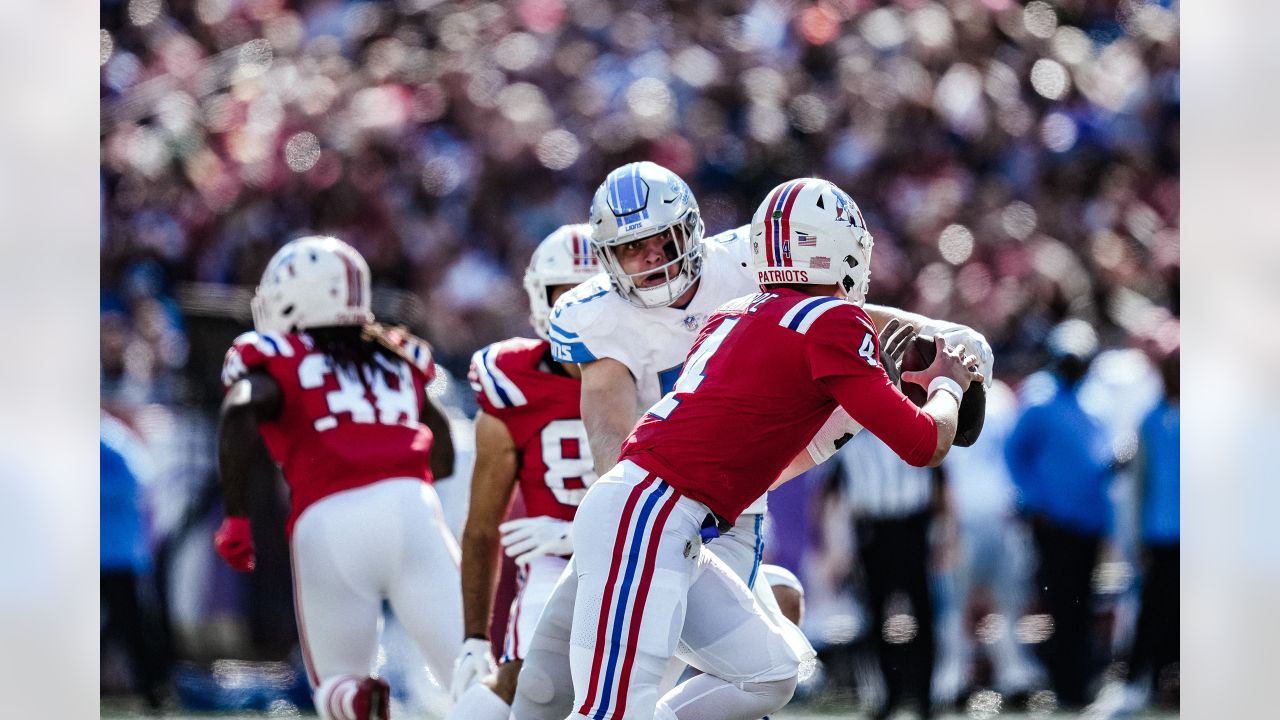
[549,225,768,514]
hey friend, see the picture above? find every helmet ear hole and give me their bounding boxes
[282,304,294,317]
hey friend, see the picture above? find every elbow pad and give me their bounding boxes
[806,406,863,464]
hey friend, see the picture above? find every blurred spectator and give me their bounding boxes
[1005,319,1116,708]
[1126,347,1180,703]
[101,412,169,709]
[839,431,940,719]
[934,379,1043,707]
[99,0,1180,379]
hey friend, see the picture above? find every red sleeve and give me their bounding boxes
[805,307,937,467]
[221,333,273,390]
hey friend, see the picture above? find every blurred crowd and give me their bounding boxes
[100,0,1179,715]
[101,0,1179,386]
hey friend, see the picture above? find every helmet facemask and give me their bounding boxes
[595,210,704,309]
[588,161,705,309]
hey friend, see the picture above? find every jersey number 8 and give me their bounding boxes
[540,419,597,506]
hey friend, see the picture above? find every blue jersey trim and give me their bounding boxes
[551,339,598,363]
[786,297,842,331]
[479,347,514,407]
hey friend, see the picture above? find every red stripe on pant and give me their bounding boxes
[578,473,658,716]
[610,488,681,718]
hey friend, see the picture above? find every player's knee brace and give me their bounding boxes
[740,675,798,716]
[510,650,574,720]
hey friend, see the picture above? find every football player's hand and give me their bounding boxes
[877,318,917,387]
[902,336,983,393]
[499,516,574,565]
[934,325,994,388]
[213,516,255,572]
[878,318,916,366]
[450,637,496,699]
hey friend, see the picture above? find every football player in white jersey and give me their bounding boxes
[512,162,995,719]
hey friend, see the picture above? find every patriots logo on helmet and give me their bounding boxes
[832,189,865,229]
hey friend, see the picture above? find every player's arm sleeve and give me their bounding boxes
[459,410,520,639]
[217,369,283,516]
[808,311,938,468]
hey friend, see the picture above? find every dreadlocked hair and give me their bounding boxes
[306,323,426,374]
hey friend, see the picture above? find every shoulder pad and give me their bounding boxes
[222,331,294,388]
[470,341,532,411]
[548,276,615,364]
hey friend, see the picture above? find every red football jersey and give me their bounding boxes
[468,338,594,522]
[221,330,438,533]
[621,289,938,522]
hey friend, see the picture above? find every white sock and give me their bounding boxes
[448,682,511,720]
[315,675,361,720]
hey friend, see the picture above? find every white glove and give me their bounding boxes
[499,516,574,566]
[920,322,995,388]
[807,406,864,464]
[450,637,496,699]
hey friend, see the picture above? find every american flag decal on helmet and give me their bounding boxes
[796,231,817,247]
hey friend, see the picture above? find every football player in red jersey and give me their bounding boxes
[446,225,601,720]
[214,236,461,720]
[561,179,983,720]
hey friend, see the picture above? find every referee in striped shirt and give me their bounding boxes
[839,429,943,720]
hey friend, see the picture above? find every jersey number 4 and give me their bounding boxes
[298,354,418,432]
[647,318,740,420]
[540,419,597,506]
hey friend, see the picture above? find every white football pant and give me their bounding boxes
[564,461,799,719]
[289,478,463,698]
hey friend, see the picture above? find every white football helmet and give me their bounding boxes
[523,223,599,339]
[749,178,875,305]
[588,161,705,308]
[251,235,374,334]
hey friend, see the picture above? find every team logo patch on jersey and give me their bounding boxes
[682,314,706,331]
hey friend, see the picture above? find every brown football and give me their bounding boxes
[898,335,938,406]
[895,334,986,447]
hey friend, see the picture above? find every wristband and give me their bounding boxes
[927,376,963,405]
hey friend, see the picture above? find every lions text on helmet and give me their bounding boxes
[588,161,705,308]
[252,235,374,334]
[522,223,599,340]
[749,178,874,305]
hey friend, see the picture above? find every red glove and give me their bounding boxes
[214,516,256,572]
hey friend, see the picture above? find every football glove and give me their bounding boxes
[499,516,574,566]
[450,637,496,700]
[213,516,255,572]
[918,322,994,389]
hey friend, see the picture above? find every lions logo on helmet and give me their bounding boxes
[251,236,374,334]
[588,161,705,309]
[523,224,599,340]
[749,179,875,306]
